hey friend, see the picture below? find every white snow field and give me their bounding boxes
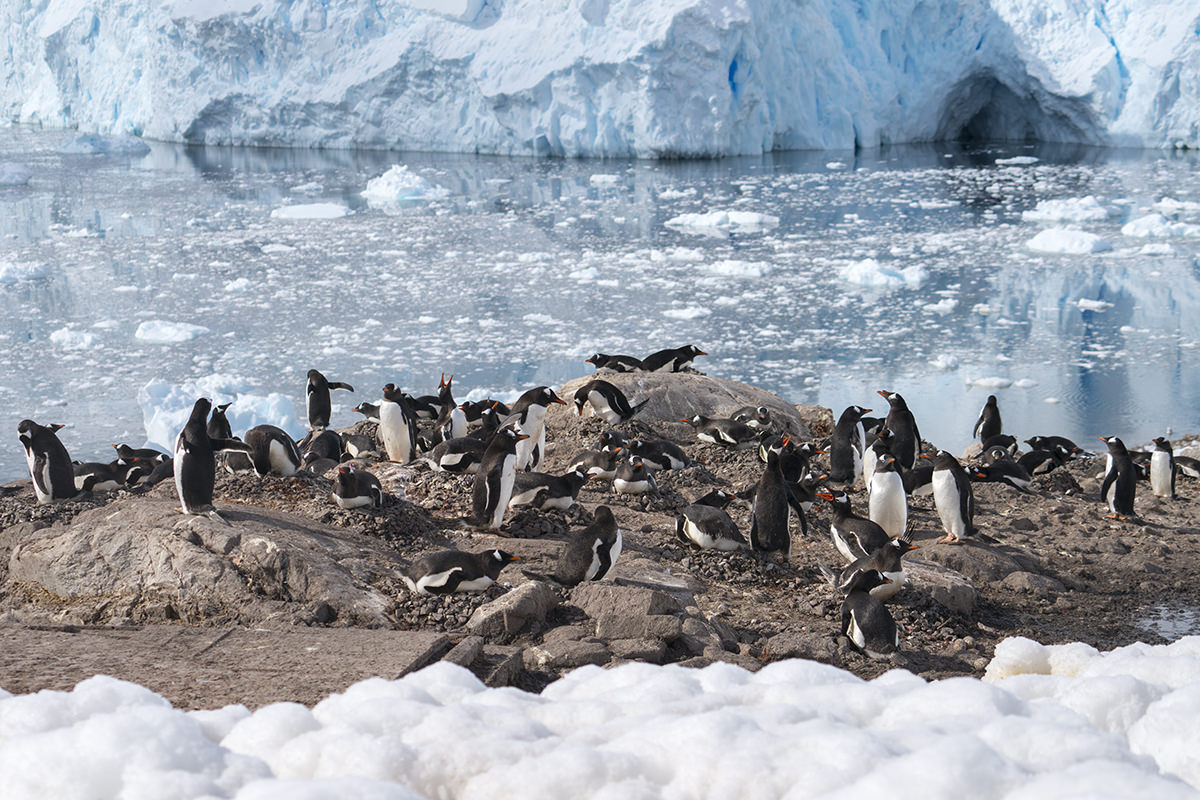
[2,0,1200,156]
[4,637,1200,798]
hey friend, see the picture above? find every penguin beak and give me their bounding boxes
[817,492,834,501]
[876,390,888,398]
[904,542,918,551]
[781,435,791,447]
[919,453,931,460]
[697,350,707,355]
[517,434,530,441]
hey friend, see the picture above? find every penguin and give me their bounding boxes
[840,569,900,659]
[931,450,976,543]
[1026,435,1085,459]
[172,398,254,518]
[352,402,379,421]
[613,457,657,495]
[141,457,175,488]
[402,549,520,595]
[378,384,418,463]
[568,448,625,482]
[597,430,630,453]
[640,345,705,373]
[72,461,123,493]
[629,437,690,470]
[1100,436,1137,519]
[981,433,1018,456]
[429,375,467,443]
[586,353,643,373]
[17,420,78,504]
[341,432,377,460]
[750,447,792,556]
[112,443,169,466]
[1150,437,1177,499]
[424,436,487,474]
[731,405,771,431]
[901,461,934,497]
[468,427,528,530]
[573,379,648,425]
[509,466,590,511]
[206,402,234,440]
[508,386,566,470]
[463,398,510,423]
[552,506,622,585]
[1017,447,1066,476]
[676,493,747,551]
[828,405,871,484]
[971,459,1034,491]
[332,465,384,509]
[868,453,907,539]
[684,414,757,448]
[819,490,891,562]
[299,429,343,464]
[877,390,922,470]
[819,537,917,601]
[862,429,894,490]
[973,394,1002,444]
[306,369,354,430]
[1176,455,1200,479]
[244,425,303,476]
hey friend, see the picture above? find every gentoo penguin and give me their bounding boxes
[819,490,891,562]
[508,386,566,471]
[641,345,705,373]
[824,537,918,602]
[72,461,123,493]
[597,430,629,453]
[553,505,622,585]
[1017,447,1066,476]
[463,398,510,423]
[18,420,74,504]
[299,429,343,464]
[332,465,384,509]
[1150,437,1177,499]
[508,466,590,511]
[685,414,756,448]
[141,457,175,488]
[1176,455,1200,479]
[868,453,907,539]
[932,450,975,543]
[341,432,377,460]
[676,492,746,551]
[112,443,168,466]
[305,369,354,430]
[573,379,648,425]
[586,353,643,372]
[206,402,234,440]
[172,398,254,518]
[862,429,894,490]
[352,402,379,420]
[613,458,657,495]
[402,549,520,595]
[1026,435,1085,459]
[750,447,792,556]
[244,425,303,476]
[378,384,418,463]
[828,405,871,484]
[981,433,1018,456]
[629,438,690,470]
[429,375,467,442]
[424,436,487,474]
[877,390,922,470]
[1100,436,1137,518]
[568,448,625,482]
[731,405,772,431]
[840,569,900,659]
[468,427,528,530]
[973,395,1002,444]
[901,460,934,496]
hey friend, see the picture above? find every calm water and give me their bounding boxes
[3,126,1200,481]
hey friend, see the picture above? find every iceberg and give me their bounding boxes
[2,1,1198,157]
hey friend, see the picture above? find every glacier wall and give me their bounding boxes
[1,0,1198,157]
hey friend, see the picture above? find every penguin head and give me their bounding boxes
[841,568,891,595]
[188,397,212,423]
[1100,436,1128,454]
[687,345,707,357]
[1153,437,1172,451]
[817,489,849,506]
[17,419,36,436]
[592,505,615,526]
[573,388,589,416]
[490,549,520,566]
[875,453,898,471]
[307,369,325,384]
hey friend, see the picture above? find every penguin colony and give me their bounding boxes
[14,351,1191,661]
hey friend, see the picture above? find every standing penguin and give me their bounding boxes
[509,386,566,471]
[378,384,418,463]
[1100,436,1137,519]
[206,402,234,440]
[1150,436,1177,499]
[306,369,355,431]
[552,506,622,585]
[931,450,976,543]
[750,447,793,557]
[828,405,871,484]
[862,429,894,490]
[877,391,922,470]
[573,379,647,425]
[17,420,77,503]
[840,569,900,659]
[173,398,254,518]
[973,395,1002,444]
[469,427,528,530]
[868,453,907,539]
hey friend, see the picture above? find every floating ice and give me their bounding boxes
[839,258,928,289]
[270,204,350,220]
[224,278,253,292]
[362,166,450,210]
[1153,198,1200,217]
[0,261,47,283]
[663,305,711,320]
[923,297,958,314]
[967,376,1014,389]
[588,174,621,187]
[135,320,211,343]
[1013,378,1038,388]
[1122,214,1200,238]
[1026,228,1113,254]
[930,354,960,370]
[995,156,1040,165]
[1077,298,1114,312]
[972,303,1002,315]
[137,376,303,453]
[1044,397,1061,404]
[0,162,32,186]
[664,210,780,237]
[699,260,774,278]
[48,327,99,350]
[1022,196,1110,223]
[57,134,150,156]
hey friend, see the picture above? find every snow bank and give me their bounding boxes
[1026,228,1113,254]
[839,258,928,289]
[362,166,450,210]
[6,638,1200,798]
[7,0,1196,156]
[137,376,302,453]
[134,320,211,343]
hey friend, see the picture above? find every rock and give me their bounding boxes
[523,640,611,671]
[541,624,588,644]
[608,638,668,663]
[477,645,524,687]
[707,615,741,651]
[442,635,485,668]
[465,581,558,642]
[595,612,682,642]
[906,559,978,614]
[922,540,1027,584]
[570,583,684,618]
[997,571,1066,597]
[763,630,841,665]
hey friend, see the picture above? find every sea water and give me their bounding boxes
[2,125,1200,481]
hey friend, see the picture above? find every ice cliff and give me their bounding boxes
[2,0,1198,157]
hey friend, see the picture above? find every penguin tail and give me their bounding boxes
[816,559,839,592]
[628,398,650,418]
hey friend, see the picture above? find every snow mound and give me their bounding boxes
[362,165,450,210]
[1022,196,1111,223]
[0,162,33,186]
[664,210,779,237]
[137,376,302,453]
[135,320,210,343]
[1026,228,1112,254]
[839,258,927,289]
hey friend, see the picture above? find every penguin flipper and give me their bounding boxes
[1099,468,1116,508]
[816,559,839,591]
[330,382,355,392]
[30,452,51,497]
[211,437,254,454]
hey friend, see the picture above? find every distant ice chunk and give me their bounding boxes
[663,305,711,320]
[1122,214,1200,238]
[972,303,1002,314]
[57,134,150,156]
[966,376,1014,389]
[0,261,47,282]
[1026,228,1112,254]
[362,165,450,210]
[224,278,253,292]
[135,320,211,343]
[261,243,296,254]
[270,203,349,220]
[700,260,773,278]
[1077,298,1114,312]
[138,376,302,453]
[0,162,32,186]
[929,354,960,370]
[664,210,779,237]
[995,156,1039,165]
[1013,378,1038,388]
[1153,198,1200,217]
[656,188,696,201]
[839,258,928,289]
[49,327,99,349]
[1022,196,1110,223]
[588,174,621,187]
[1043,397,1061,404]
[1140,243,1175,256]
[923,298,958,313]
